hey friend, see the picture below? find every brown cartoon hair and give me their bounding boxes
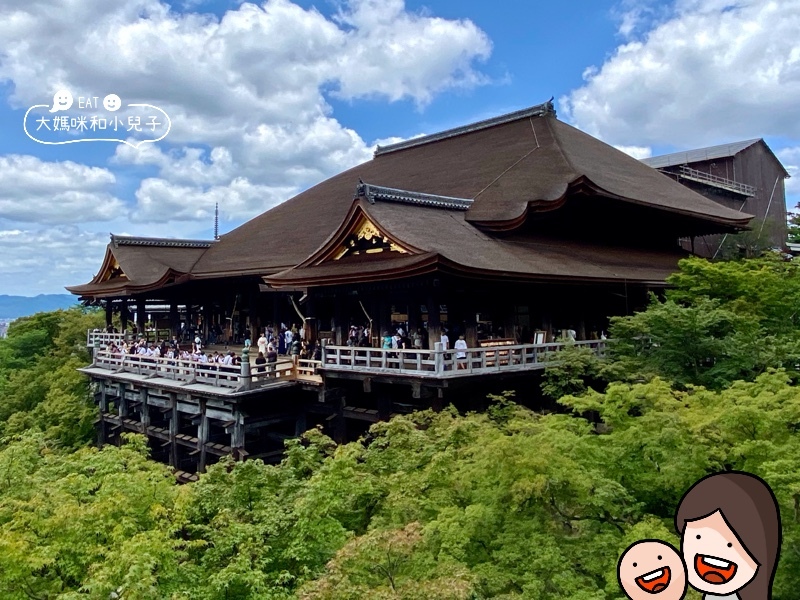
[675,472,781,600]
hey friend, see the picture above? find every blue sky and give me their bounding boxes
[1,0,798,295]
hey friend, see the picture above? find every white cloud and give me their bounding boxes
[562,0,800,147]
[0,0,491,227]
[0,0,493,293]
[0,227,109,295]
[0,155,125,224]
[777,146,800,201]
[614,144,653,159]
[130,177,296,222]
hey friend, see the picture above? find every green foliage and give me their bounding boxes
[3,271,800,598]
[608,255,800,389]
[715,218,779,259]
[540,343,605,400]
[0,307,103,448]
[788,207,800,244]
[1,375,800,598]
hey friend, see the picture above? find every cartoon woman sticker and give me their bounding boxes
[618,539,688,600]
[675,472,782,600]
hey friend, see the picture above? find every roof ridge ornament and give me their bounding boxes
[109,234,215,249]
[374,98,556,157]
[354,181,473,211]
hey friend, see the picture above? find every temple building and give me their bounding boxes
[69,101,755,477]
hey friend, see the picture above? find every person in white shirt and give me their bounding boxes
[257,332,268,355]
[284,329,293,353]
[455,335,468,369]
[440,330,449,350]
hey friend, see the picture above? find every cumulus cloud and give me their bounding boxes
[0,227,109,295]
[777,147,800,201]
[0,155,125,224]
[562,0,800,147]
[0,0,491,228]
[614,145,653,159]
[131,177,296,222]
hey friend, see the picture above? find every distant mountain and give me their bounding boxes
[0,294,79,320]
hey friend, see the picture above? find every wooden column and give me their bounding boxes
[168,393,178,468]
[105,301,113,329]
[198,399,209,473]
[295,413,308,437]
[332,294,344,346]
[231,409,245,460]
[118,383,128,418]
[169,302,179,339]
[139,388,149,435]
[120,299,130,334]
[426,294,441,350]
[136,299,146,337]
[98,380,108,448]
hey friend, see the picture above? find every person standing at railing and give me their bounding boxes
[255,351,267,373]
[440,329,450,350]
[455,335,468,369]
[290,335,301,364]
[257,332,268,356]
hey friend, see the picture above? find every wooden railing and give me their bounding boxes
[321,340,607,378]
[87,330,127,348]
[92,350,323,390]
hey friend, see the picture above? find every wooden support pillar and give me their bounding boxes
[169,302,179,340]
[136,299,146,337]
[465,322,478,349]
[168,393,178,468]
[198,398,209,473]
[231,409,245,459]
[377,298,391,340]
[541,312,553,343]
[118,383,128,418]
[295,413,307,437]
[332,295,344,346]
[139,387,149,435]
[333,398,346,444]
[377,394,392,420]
[408,300,422,344]
[120,299,130,334]
[305,295,318,342]
[202,303,212,345]
[426,294,441,350]
[431,388,445,412]
[98,380,108,448]
[105,301,113,329]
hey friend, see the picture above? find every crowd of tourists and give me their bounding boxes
[99,321,323,371]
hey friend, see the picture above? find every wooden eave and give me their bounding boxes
[468,176,753,234]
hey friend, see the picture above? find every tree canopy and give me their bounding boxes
[2,257,800,598]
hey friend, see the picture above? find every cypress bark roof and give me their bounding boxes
[191,103,750,278]
[69,102,754,298]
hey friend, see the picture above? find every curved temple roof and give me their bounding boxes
[69,102,754,298]
[67,235,210,298]
[190,101,750,279]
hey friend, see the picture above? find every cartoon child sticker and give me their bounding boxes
[675,472,781,600]
[618,540,688,600]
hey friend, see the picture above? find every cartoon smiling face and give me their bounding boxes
[618,540,687,600]
[682,510,759,596]
[103,94,121,112]
[50,89,73,113]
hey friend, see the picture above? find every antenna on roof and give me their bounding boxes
[214,202,219,240]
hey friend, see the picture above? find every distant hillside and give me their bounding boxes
[0,294,78,319]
